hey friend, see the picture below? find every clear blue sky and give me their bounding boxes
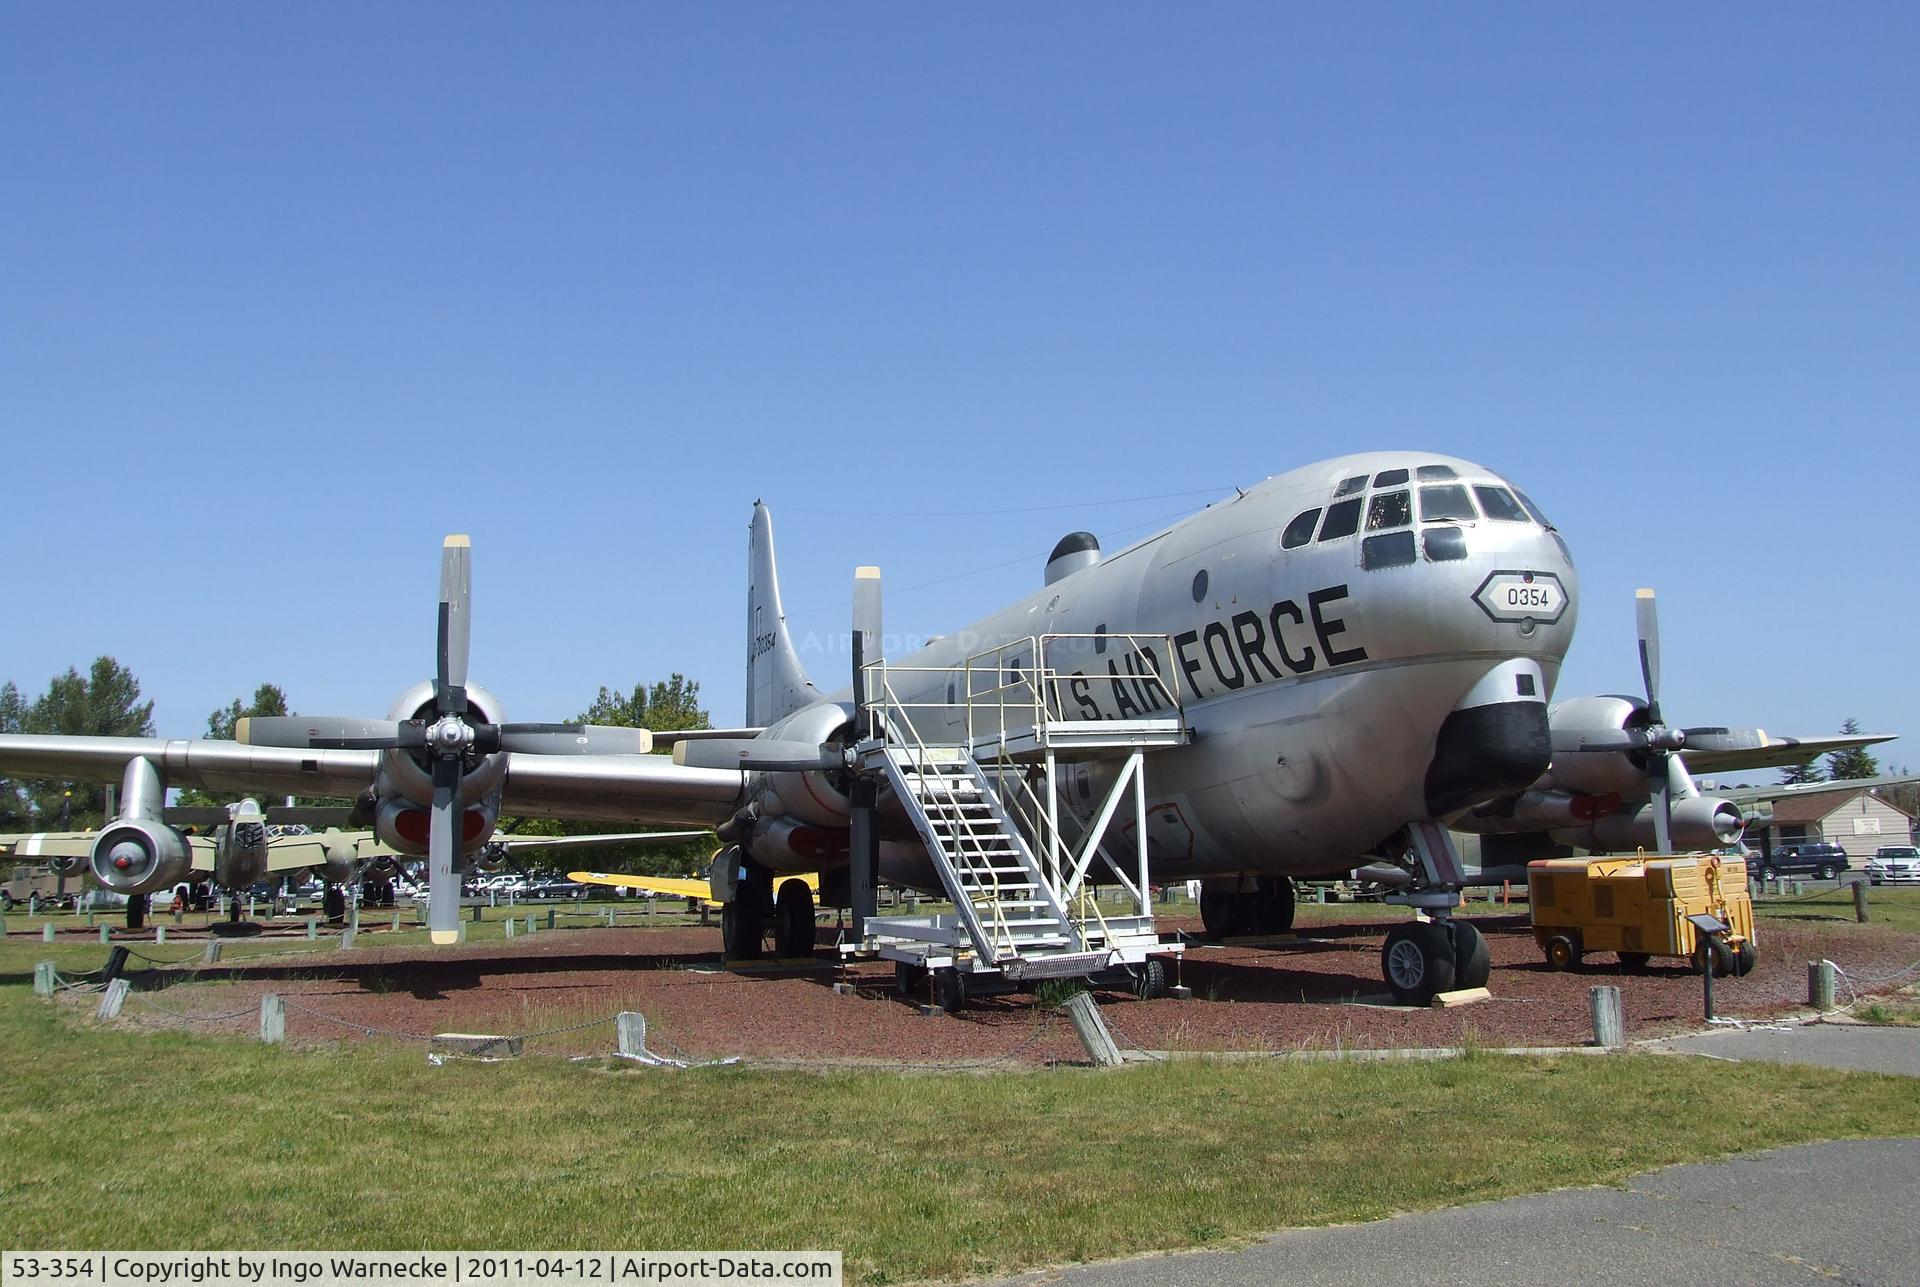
[3,5,1914,779]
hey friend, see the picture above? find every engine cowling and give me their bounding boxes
[90,821,193,897]
[374,679,510,809]
[1545,695,1652,796]
[373,794,499,857]
[1553,796,1744,853]
[757,702,854,827]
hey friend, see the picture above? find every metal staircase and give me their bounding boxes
[852,633,1190,985]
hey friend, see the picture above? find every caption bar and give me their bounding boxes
[3,1256,840,1287]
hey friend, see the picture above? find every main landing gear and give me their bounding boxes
[125,892,148,931]
[1200,875,1296,938]
[719,857,819,962]
[1381,917,1489,1005]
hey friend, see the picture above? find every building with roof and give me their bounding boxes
[1746,785,1917,859]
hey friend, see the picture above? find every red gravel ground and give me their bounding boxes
[72,907,1920,1066]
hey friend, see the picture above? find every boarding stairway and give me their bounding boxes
[853,633,1191,981]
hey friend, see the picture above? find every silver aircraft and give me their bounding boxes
[0,452,1887,1001]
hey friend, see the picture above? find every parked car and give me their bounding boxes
[1753,842,1850,881]
[1866,845,1920,886]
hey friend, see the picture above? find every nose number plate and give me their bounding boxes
[1473,571,1568,624]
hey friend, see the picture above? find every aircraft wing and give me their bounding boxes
[0,832,95,859]
[0,736,745,829]
[1712,772,1920,807]
[569,869,817,907]
[1680,732,1896,776]
[0,735,378,800]
[495,831,711,852]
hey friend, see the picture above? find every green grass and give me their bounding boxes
[5,948,1920,1283]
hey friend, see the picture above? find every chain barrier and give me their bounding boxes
[742,1004,1062,1073]
[124,992,261,1022]
[1097,1004,1166,1062]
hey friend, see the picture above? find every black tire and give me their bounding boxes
[774,878,815,960]
[1544,934,1578,971]
[322,886,346,922]
[1381,921,1457,1004]
[1134,957,1169,1000]
[1450,920,1491,990]
[935,967,966,1013]
[1731,941,1757,977]
[1710,939,1736,978]
[1759,865,1777,882]
[126,894,147,931]
[721,902,763,960]
[1199,890,1236,939]
[1618,951,1651,972]
[1258,876,1296,935]
[894,960,928,998]
[1817,865,1835,881]
[0,892,15,911]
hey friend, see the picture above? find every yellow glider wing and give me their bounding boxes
[568,869,818,908]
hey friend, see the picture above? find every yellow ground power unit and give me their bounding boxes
[1527,853,1756,976]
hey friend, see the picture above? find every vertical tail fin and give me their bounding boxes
[747,502,824,726]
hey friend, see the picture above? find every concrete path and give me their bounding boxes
[1647,1019,1920,1077]
[978,1137,1920,1286]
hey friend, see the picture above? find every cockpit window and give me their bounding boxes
[1282,508,1320,549]
[1418,485,1477,522]
[1416,464,1457,480]
[1366,490,1411,531]
[1318,497,1362,541]
[1473,485,1530,522]
[1334,475,1366,498]
[1362,531,1417,570]
[1515,489,1556,530]
[1372,468,1410,487]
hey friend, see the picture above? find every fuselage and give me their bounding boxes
[778,452,1577,885]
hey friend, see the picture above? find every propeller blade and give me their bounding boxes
[494,724,654,756]
[1648,754,1674,853]
[438,535,472,716]
[427,756,462,945]
[852,565,883,714]
[1676,726,1769,754]
[673,737,842,772]
[1550,729,1646,754]
[238,716,404,749]
[1634,587,1661,722]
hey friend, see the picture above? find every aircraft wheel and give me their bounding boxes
[1381,921,1456,1004]
[935,967,966,1013]
[1618,951,1651,972]
[1199,890,1236,939]
[1258,877,1296,935]
[322,885,346,922]
[1543,934,1578,972]
[126,894,147,931]
[1450,920,1490,989]
[1133,957,1169,1000]
[1731,941,1757,977]
[721,901,763,960]
[774,878,815,959]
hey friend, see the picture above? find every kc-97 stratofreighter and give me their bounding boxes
[0,452,1886,1002]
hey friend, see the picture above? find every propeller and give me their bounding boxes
[233,536,651,946]
[674,738,847,772]
[1548,588,1705,851]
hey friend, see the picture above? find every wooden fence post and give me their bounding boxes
[1808,960,1836,1010]
[1589,985,1624,1048]
[1062,992,1123,1067]
[259,993,285,1044]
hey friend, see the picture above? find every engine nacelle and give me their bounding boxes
[373,794,499,857]
[213,819,272,890]
[758,702,854,827]
[375,680,510,809]
[1553,796,1744,853]
[90,821,193,897]
[1545,695,1651,796]
[749,816,851,870]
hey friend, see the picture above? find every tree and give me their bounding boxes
[13,658,156,828]
[0,680,28,830]
[206,683,290,740]
[576,674,710,739]
[1825,717,1881,783]
[497,675,718,876]
[1779,759,1825,786]
[175,683,296,809]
